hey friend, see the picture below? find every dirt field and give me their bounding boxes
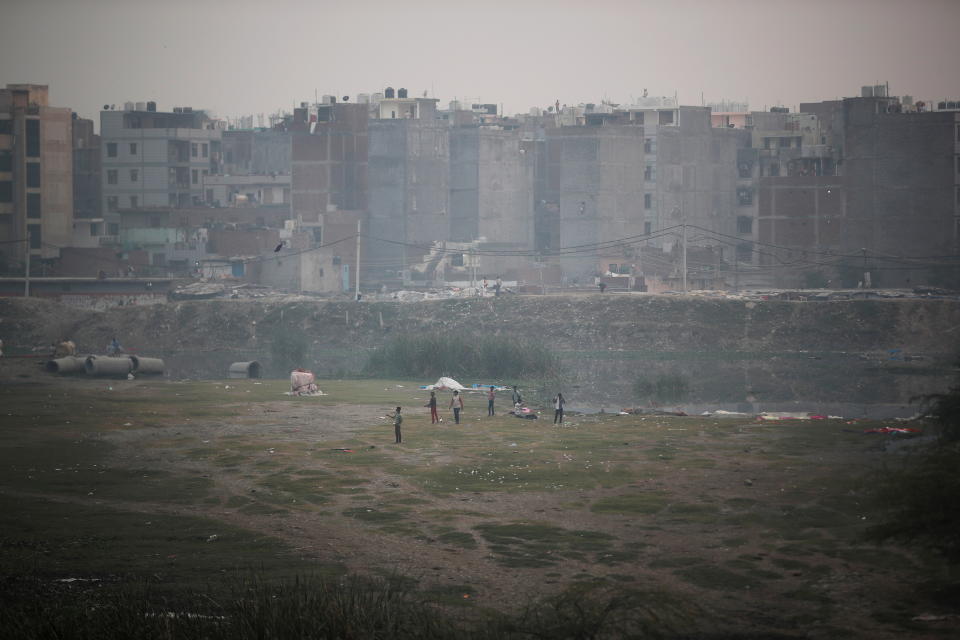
[1,358,957,638]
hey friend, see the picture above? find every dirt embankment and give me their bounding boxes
[2,295,958,377]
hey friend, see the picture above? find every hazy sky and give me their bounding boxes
[2,0,959,125]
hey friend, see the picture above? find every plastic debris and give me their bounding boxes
[863,426,921,434]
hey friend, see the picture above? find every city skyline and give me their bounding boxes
[2,0,959,124]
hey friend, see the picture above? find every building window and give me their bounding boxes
[26,163,40,188]
[108,222,119,235]
[28,224,41,249]
[107,169,118,185]
[206,189,213,202]
[644,138,652,153]
[644,193,652,209]
[0,119,12,135]
[644,221,652,235]
[130,169,138,182]
[89,222,101,236]
[736,243,752,263]
[129,142,137,155]
[106,142,117,158]
[0,181,12,202]
[191,169,198,184]
[27,193,40,218]
[644,165,653,181]
[737,215,753,234]
[107,196,118,212]
[0,151,11,172]
[25,119,40,157]
[769,162,780,177]
[658,110,674,125]
[202,143,208,158]
[191,143,198,158]
[130,195,138,208]
[737,187,754,206]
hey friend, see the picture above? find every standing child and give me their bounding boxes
[426,391,439,424]
[487,386,496,416]
[553,392,565,424]
[390,406,403,443]
[450,390,464,424]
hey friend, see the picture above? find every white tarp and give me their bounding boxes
[422,376,465,391]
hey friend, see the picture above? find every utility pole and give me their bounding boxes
[24,231,31,298]
[861,247,869,289]
[354,219,361,300]
[681,223,688,293]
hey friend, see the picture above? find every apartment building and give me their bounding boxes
[100,103,223,239]
[0,84,73,271]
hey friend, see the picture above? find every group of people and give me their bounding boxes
[390,386,566,444]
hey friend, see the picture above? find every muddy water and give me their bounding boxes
[557,351,955,419]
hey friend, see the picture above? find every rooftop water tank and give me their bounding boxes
[384,87,395,99]
[398,88,408,99]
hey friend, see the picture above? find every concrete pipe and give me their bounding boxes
[228,361,261,379]
[84,355,133,377]
[45,356,85,374]
[128,355,165,375]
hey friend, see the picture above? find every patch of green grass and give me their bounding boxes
[674,565,755,591]
[647,556,702,569]
[474,523,615,568]
[436,531,477,549]
[239,502,287,515]
[594,549,639,566]
[663,502,720,522]
[0,493,337,586]
[342,507,408,525]
[414,451,633,495]
[591,492,667,515]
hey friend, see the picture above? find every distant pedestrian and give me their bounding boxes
[511,385,522,406]
[598,282,607,293]
[487,386,496,416]
[495,277,502,296]
[553,392,565,424]
[450,390,464,424]
[426,391,439,424]
[107,337,123,356]
[390,406,403,443]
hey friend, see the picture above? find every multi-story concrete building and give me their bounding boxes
[368,96,448,279]
[756,89,960,288]
[100,104,223,236]
[448,117,534,246]
[71,116,102,249]
[288,101,368,291]
[0,84,73,271]
[221,128,290,176]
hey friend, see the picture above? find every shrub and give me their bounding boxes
[364,333,560,380]
[633,374,690,404]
